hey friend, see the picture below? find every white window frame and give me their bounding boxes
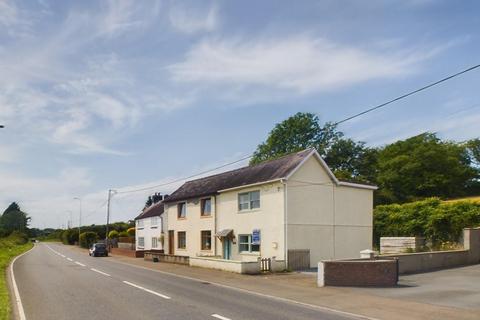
[138,236,145,248]
[151,216,158,228]
[238,234,260,253]
[238,191,260,211]
[151,237,158,248]
[137,219,144,229]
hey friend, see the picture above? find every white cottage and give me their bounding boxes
[134,198,167,255]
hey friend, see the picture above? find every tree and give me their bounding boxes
[108,230,119,239]
[79,231,98,248]
[0,202,30,235]
[250,112,376,182]
[375,133,479,204]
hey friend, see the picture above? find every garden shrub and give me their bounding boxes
[108,230,119,239]
[79,231,98,248]
[374,198,480,246]
[127,227,135,237]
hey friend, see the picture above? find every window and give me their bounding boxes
[238,234,260,253]
[152,237,158,248]
[137,219,144,228]
[178,231,186,249]
[201,198,211,216]
[151,216,158,227]
[177,202,186,219]
[238,191,260,211]
[138,237,145,248]
[201,230,212,250]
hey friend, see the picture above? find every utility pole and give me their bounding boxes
[73,197,82,246]
[105,189,116,247]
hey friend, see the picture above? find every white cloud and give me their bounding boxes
[169,35,448,95]
[169,4,218,34]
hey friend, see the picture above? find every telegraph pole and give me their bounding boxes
[105,189,116,246]
[73,197,82,246]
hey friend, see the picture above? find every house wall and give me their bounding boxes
[165,196,216,257]
[135,215,165,251]
[215,182,285,263]
[287,156,373,267]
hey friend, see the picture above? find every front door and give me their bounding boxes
[222,238,231,260]
[168,230,174,255]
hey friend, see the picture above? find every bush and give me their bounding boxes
[108,230,119,239]
[79,231,98,248]
[118,231,129,237]
[61,229,78,245]
[127,227,135,237]
[374,198,480,245]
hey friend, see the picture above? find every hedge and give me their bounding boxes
[79,231,98,248]
[374,198,480,245]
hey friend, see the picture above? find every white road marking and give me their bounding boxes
[91,268,111,277]
[60,254,66,258]
[10,245,36,320]
[107,259,378,320]
[122,281,171,300]
[75,261,86,267]
[211,314,232,320]
[66,258,73,261]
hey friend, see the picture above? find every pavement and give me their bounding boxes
[11,243,480,320]
[353,264,480,310]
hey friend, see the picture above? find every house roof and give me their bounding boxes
[164,148,377,204]
[134,202,164,220]
[164,149,314,203]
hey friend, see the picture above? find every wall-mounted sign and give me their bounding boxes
[252,229,261,245]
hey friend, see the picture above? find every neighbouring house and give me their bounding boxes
[162,148,377,270]
[134,195,167,256]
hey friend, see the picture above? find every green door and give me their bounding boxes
[223,239,231,260]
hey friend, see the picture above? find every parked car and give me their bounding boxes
[89,243,108,257]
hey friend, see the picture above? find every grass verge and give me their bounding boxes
[0,235,33,320]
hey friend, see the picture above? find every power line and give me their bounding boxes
[111,63,480,195]
[335,64,480,125]
[114,154,253,194]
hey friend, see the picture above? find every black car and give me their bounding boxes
[89,243,108,257]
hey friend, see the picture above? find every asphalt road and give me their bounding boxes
[13,243,360,320]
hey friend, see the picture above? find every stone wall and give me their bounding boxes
[318,260,398,287]
[189,256,261,274]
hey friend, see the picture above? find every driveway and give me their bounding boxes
[354,264,480,310]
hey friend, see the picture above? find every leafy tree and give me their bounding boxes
[108,230,119,239]
[375,133,479,204]
[0,202,30,235]
[79,231,98,248]
[250,112,375,182]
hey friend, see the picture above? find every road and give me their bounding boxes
[13,243,361,320]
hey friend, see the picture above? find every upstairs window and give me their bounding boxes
[238,191,260,211]
[137,219,144,228]
[201,198,212,216]
[177,202,186,219]
[151,216,158,227]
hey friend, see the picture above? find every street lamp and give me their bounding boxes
[73,197,82,246]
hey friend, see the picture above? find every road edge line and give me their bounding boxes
[9,243,36,320]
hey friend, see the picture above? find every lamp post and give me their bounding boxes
[105,189,117,246]
[73,197,82,246]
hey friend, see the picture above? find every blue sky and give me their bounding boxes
[1,0,479,228]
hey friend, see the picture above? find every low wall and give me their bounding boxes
[144,253,189,265]
[380,228,480,274]
[110,247,143,258]
[118,242,135,250]
[318,260,398,287]
[380,237,425,254]
[189,257,261,274]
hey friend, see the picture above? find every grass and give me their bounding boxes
[0,234,33,320]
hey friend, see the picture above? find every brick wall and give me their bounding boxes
[318,260,398,287]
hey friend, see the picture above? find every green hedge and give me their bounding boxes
[79,232,98,248]
[374,198,480,245]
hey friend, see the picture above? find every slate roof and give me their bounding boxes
[134,202,164,220]
[164,149,314,203]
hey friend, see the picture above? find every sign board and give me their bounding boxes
[252,229,261,245]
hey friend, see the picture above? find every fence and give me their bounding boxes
[288,249,310,270]
[260,258,271,271]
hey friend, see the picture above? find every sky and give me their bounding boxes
[1,0,479,228]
